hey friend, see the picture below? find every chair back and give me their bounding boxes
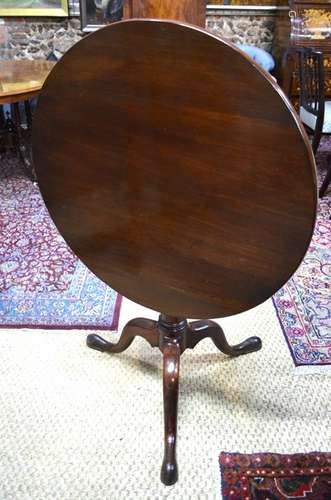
[297,48,325,123]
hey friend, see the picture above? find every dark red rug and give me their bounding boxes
[0,153,122,329]
[219,452,331,499]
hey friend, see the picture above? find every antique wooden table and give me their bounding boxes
[0,60,55,106]
[0,60,55,177]
[32,20,317,485]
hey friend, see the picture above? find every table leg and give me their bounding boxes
[86,313,262,485]
[161,341,180,486]
[86,317,159,352]
[24,100,33,129]
[186,320,262,355]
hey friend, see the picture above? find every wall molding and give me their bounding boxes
[207,5,289,11]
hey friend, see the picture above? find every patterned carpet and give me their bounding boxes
[273,139,331,372]
[0,154,121,329]
[219,451,331,499]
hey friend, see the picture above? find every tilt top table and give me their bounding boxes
[32,20,317,485]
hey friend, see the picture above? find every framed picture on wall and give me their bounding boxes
[0,0,68,17]
[80,0,123,32]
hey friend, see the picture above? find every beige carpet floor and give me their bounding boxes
[0,297,330,500]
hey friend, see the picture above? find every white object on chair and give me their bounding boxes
[300,101,331,133]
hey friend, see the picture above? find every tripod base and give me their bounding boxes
[87,314,262,486]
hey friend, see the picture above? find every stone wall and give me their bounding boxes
[207,10,275,52]
[0,18,82,60]
[0,4,289,64]
[206,8,290,75]
[0,0,82,60]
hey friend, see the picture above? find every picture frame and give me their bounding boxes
[80,0,123,32]
[0,0,68,17]
[289,0,331,43]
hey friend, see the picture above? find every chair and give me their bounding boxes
[297,48,331,197]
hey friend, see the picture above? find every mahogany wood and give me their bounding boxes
[123,0,205,27]
[87,317,159,352]
[33,20,317,319]
[32,19,317,486]
[86,313,262,485]
[161,342,180,485]
[87,317,261,356]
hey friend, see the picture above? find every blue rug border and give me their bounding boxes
[0,294,122,331]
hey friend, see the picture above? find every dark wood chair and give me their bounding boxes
[297,47,331,197]
[297,48,325,155]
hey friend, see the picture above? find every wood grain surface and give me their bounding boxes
[32,20,317,318]
[0,60,55,104]
[123,0,205,27]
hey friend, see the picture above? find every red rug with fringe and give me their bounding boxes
[219,451,331,499]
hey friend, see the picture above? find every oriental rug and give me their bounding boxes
[273,138,331,372]
[219,452,331,500]
[0,154,121,329]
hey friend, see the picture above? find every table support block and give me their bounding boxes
[86,314,262,485]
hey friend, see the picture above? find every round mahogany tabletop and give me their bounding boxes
[32,20,317,319]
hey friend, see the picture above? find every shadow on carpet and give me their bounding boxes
[0,154,121,330]
[273,138,331,372]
